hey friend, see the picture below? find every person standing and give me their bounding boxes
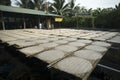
[39,23,42,29]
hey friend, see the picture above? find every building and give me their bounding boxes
[0,5,61,30]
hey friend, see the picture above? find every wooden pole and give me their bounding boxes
[23,18,26,29]
[92,17,95,29]
[38,16,40,29]
[1,12,5,30]
[48,19,51,29]
[77,16,79,29]
[45,2,48,14]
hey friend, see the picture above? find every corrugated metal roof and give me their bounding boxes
[0,5,60,17]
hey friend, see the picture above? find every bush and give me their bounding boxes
[61,17,94,29]
[94,9,120,29]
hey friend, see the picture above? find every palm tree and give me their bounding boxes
[115,3,120,10]
[27,0,35,9]
[87,8,93,15]
[13,0,31,8]
[49,0,70,15]
[0,0,11,6]
[79,7,88,14]
[68,0,80,16]
[33,0,46,10]
[14,0,46,10]
[92,8,102,16]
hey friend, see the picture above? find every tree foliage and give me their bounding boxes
[61,17,93,28]
[0,0,119,29]
[68,0,80,16]
[0,0,11,6]
[49,0,70,15]
[94,3,120,29]
[13,0,31,8]
[33,0,46,10]
[13,0,46,10]
[49,0,79,16]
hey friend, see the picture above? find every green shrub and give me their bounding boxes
[61,17,94,28]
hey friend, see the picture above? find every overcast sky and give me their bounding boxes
[76,0,120,9]
[48,0,120,9]
[11,0,120,9]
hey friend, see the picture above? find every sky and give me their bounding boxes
[11,0,120,9]
[75,0,120,9]
[48,0,120,9]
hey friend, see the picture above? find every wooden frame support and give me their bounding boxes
[1,12,5,30]
[23,18,26,29]
[92,17,95,29]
